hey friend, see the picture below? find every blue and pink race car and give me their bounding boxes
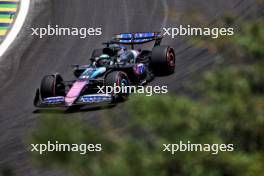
[34,32,176,108]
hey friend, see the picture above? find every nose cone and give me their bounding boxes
[65,81,87,106]
[65,97,77,106]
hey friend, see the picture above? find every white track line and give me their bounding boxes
[0,0,31,58]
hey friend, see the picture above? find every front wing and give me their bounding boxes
[35,93,113,108]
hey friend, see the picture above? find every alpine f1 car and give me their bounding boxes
[34,32,176,108]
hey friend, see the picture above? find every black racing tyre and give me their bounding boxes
[151,46,176,75]
[105,71,130,102]
[40,74,65,99]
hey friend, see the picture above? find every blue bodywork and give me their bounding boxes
[114,32,162,44]
[79,67,106,80]
[42,94,112,106]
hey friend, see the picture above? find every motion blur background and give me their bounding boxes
[0,0,263,176]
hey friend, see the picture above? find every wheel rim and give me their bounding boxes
[121,79,128,87]
[52,77,56,96]
[53,75,65,97]
[116,74,129,99]
[167,48,176,71]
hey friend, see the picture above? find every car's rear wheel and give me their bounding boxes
[105,71,130,102]
[40,74,65,100]
[151,46,176,75]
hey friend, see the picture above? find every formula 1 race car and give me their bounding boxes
[34,32,176,108]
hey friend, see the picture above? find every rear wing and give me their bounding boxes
[110,32,163,48]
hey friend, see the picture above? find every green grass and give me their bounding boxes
[0,14,14,19]
[0,4,18,9]
[0,26,9,31]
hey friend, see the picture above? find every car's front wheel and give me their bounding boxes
[40,74,65,100]
[105,71,130,103]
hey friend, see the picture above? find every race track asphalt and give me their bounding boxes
[0,0,259,175]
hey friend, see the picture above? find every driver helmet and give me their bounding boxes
[96,54,111,67]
